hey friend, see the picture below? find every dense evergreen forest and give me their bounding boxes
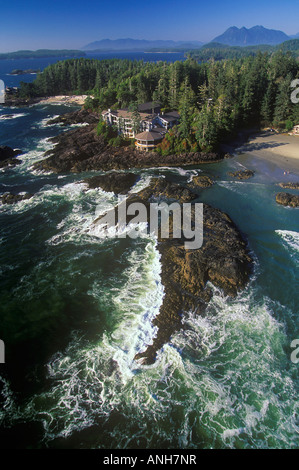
[19,52,299,153]
[188,43,274,61]
[187,39,299,61]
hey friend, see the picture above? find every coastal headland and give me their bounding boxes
[33,109,226,173]
[87,175,253,363]
[31,108,253,361]
[2,105,298,361]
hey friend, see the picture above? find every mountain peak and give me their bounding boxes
[82,38,203,51]
[212,25,289,46]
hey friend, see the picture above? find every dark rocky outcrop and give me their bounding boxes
[0,146,22,161]
[10,69,39,75]
[137,203,252,364]
[278,182,299,190]
[2,96,40,107]
[276,192,299,208]
[93,176,253,364]
[47,109,99,127]
[84,172,139,194]
[228,169,255,180]
[33,123,224,174]
[189,175,214,188]
[0,158,22,169]
[1,192,33,204]
[137,178,198,203]
[0,146,22,168]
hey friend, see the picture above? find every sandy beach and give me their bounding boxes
[235,130,299,174]
[37,95,88,105]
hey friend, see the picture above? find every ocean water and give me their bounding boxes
[0,52,185,88]
[0,103,298,449]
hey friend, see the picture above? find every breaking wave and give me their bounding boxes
[2,279,297,449]
[276,230,299,256]
[0,113,28,121]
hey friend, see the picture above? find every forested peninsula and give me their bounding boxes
[0,49,85,60]
[15,51,299,154]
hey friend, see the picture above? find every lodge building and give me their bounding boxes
[101,102,179,151]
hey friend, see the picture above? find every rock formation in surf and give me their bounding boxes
[276,192,299,208]
[93,176,253,364]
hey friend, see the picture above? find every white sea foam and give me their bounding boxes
[18,239,164,440]
[0,112,28,121]
[0,377,20,425]
[0,180,85,215]
[2,263,298,448]
[9,137,56,176]
[275,230,299,264]
[45,184,120,245]
[149,167,201,182]
[128,174,152,194]
[69,122,89,128]
[37,115,60,128]
[169,167,201,182]
[181,168,201,182]
[218,181,242,192]
[166,284,298,449]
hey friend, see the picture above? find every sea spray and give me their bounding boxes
[167,284,299,449]
[20,238,164,441]
[0,113,28,121]
[276,230,299,264]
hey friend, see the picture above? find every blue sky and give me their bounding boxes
[0,0,298,52]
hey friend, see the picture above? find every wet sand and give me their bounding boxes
[37,95,88,105]
[235,130,299,175]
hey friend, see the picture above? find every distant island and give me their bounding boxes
[0,49,86,60]
[9,69,39,75]
[82,38,203,51]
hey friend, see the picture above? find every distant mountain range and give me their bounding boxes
[211,26,294,46]
[83,27,299,51]
[83,38,203,51]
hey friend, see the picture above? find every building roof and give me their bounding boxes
[152,126,167,134]
[138,101,161,113]
[102,109,155,122]
[158,112,180,123]
[164,111,180,118]
[135,130,164,142]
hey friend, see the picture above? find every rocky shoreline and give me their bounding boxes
[228,169,255,180]
[0,106,253,364]
[0,146,23,169]
[91,175,253,364]
[1,192,33,204]
[2,96,41,107]
[276,192,299,208]
[275,181,299,207]
[29,109,225,173]
[278,182,299,190]
[2,94,87,108]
